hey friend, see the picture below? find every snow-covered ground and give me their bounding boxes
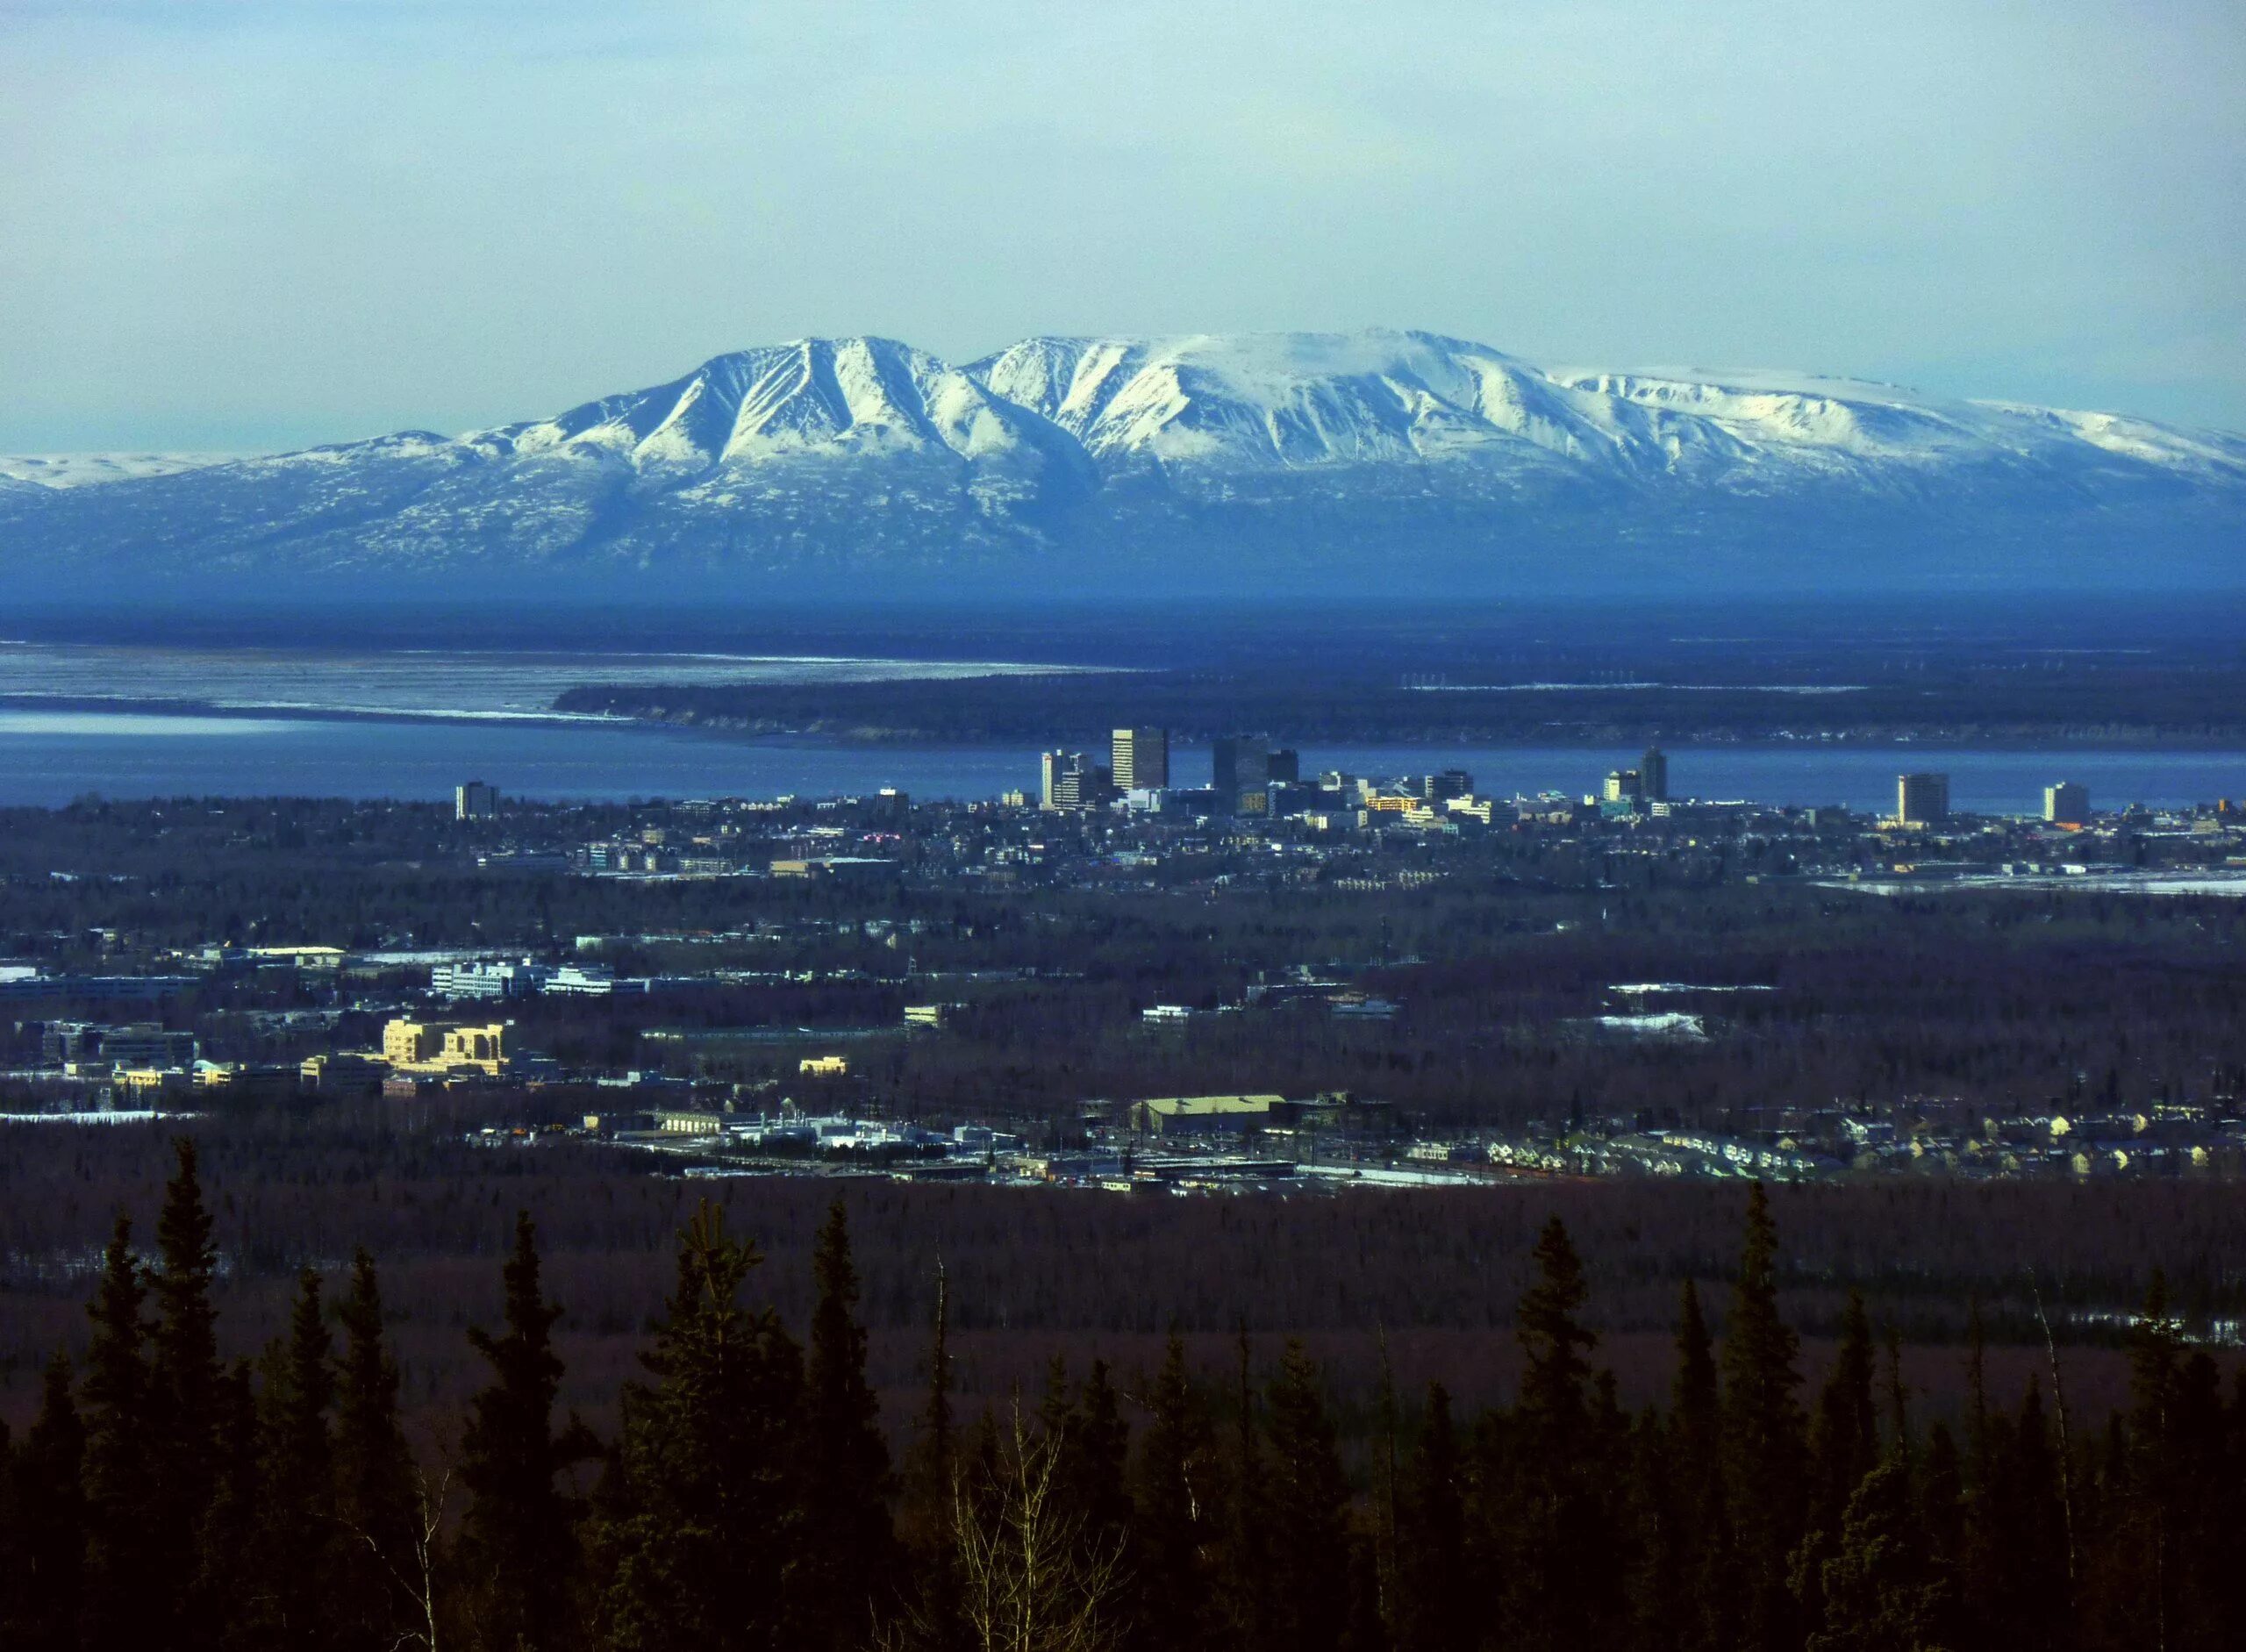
[0,452,232,488]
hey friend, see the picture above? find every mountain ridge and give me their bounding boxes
[4,329,2240,602]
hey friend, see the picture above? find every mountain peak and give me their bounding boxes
[3,330,2239,601]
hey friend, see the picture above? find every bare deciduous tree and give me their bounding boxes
[948,1406,1126,1652]
[345,1463,452,1652]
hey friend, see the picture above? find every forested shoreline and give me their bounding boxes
[2,1140,2235,1651]
[550,666,2246,749]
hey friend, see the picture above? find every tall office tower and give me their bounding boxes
[455,780,499,820]
[2043,781,2089,826]
[1041,750,1081,811]
[1603,769,1642,804]
[1641,746,1670,803]
[1112,727,1169,791]
[1423,769,1474,802]
[1897,772,1950,826]
[1212,736,1270,807]
[1267,748,1300,784]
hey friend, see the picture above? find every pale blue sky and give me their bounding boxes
[2,1,2240,451]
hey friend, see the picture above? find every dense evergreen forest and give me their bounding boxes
[1,1139,2237,1651]
[4,1106,2240,1430]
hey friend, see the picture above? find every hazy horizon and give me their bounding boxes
[3,2,2240,453]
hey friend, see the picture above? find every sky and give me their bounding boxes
[2,0,2241,452]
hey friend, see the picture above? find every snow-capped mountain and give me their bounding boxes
[0,452,234,489]
[4,329,2239,601]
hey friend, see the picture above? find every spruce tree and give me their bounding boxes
[1517,1217,1595,1459]
[1220,1327,1271,1652]
[1963,1294,1992,1493]
[1394,1383,1470,1652]
[1806,1291,1878,1539]
[191,1362,263,1652]
[902,1259,967,1652]
[1981,1377,2070,1651]
[594,1202,803,1652]
[0,1413,15,1641]
[1067,1359,1134,1574]
[333,1248,418,1652]
[0,1409,13,1625]
[798,1199,897,1650]
[1801,1457,1947,1652]
[1341,1530,1391,1652]
[2124,1270,2187,1648]
[6,1352,85,1652]
[1262,1339,1350,1652]
[461,1211,597,1652]
[148,1134,225,1648]
[1673,1279,1720,1470]
[1627,1407,1686,1652]
[2164,1351,2227,1649]
[1668,1278,1732,1652]
[1917,1420,1966,1648]
[1136,1328,1214,1652]
[78,1213,158,1652]
[903,1257,956,1537]
[252,1267,339,1649]
[1881,1324,1911,1461]
[1720,1182,1806,1652]
[1512,1216,1608,1652]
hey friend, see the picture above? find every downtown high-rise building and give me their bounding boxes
[1112,727,1169,791]
[455,780,500,820]
[1212,736,1272,814]
[1641,745,1670,803]
[2043,781,2089,826]
[1897,772,1950,826]
[1041,750,1112,811]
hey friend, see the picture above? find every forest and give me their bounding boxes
[553,657,2246,749]
[536,596,2246,748]
[1,1138,2236,1652]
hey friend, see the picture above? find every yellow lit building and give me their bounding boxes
[1130,1094,1282,1136]
[799,1055,849,1076]
[382,1019,511,1076]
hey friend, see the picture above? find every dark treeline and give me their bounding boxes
[552,653,2246,747]
[4,1109,2242,1431]
[4,1143,2238,1651]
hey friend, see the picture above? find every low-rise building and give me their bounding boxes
[432,960,551,1000]
[382,1019,511,1076]
[193,1062,298,1103]
[1130,1094,1282,1136]
[301,1052,387,1095]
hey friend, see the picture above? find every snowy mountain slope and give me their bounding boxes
[2,330,2239,599]
[0,452,234,489]
[459,337,1096,511]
